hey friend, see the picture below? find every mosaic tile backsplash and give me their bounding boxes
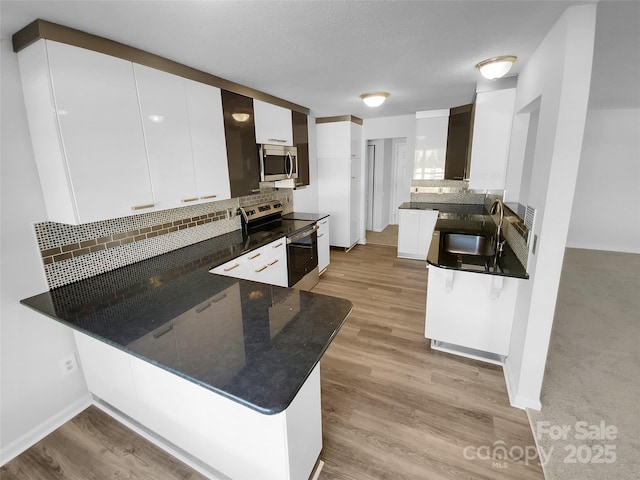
[484,194,529,269]
[35,188,293,289]
[410,179,487,204]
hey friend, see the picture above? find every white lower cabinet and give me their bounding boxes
[425,264,520,361]
[73,329,322,480]
[210,237,288,287]
[317,216,330,273]
[397,209,439,260]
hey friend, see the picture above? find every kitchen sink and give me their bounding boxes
[442,232,495,256]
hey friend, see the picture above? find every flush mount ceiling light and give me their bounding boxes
[232,112,250,122]
[360,92,389,107]
[476,56,517,80]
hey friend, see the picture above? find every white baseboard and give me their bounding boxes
[0,393,92,466]
[565,241,640,254]
[503,361,542,411]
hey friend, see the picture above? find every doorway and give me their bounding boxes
[365,137,406,246]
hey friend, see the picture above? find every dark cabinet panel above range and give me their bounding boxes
[222,90,260,198]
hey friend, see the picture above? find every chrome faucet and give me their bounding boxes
[490,199,506,256]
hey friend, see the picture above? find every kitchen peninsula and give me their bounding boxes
[21,231,352,480]
[399,201,528,365]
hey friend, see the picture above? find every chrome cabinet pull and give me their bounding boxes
[200,194,217,200]
[181,197,198,203]
[131,203,154,211]
[268,138,287,143]
[255,265,268,272]
[268,259,279,266]
[223,263,240,272]
[320,220,328,225]
[318,234,324,238]
[248,252,261,260]
[272,242,284,248]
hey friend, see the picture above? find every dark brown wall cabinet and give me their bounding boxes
[292,111,310,187]
[221,90,260,197]
[444,103,474,181]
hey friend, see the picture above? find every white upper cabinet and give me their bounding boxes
[316,120,362,159]
[184,79,231,202]
[134,64,197,210]
[18,39,154,224]
[468,88,516,190]
[253,99,293,146]
[18,39,233,225]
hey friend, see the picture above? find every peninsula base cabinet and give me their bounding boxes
[425,265,521,364]
[74,331,322,480]
[397,209,439,260]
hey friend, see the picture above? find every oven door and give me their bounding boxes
[286,225,319,290]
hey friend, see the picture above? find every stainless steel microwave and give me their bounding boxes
[259,144,298,182]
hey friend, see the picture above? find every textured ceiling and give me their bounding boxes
[2,1,638,118]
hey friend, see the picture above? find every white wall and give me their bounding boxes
[0,32,90,463]
[567,108,640,253]
[292,115,320,213]
[362,115,416,238]
[503,4,597,409]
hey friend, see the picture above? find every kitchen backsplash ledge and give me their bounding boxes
[35,189,292,289]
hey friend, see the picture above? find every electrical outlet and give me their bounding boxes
[227,208,234,219]
[59,353,78,377]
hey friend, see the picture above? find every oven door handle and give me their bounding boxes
[287,224,319,244]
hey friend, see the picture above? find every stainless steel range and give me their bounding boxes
[238,201,319,290]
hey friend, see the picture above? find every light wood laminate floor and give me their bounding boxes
[1,243,543,479]
[314,244,543,480]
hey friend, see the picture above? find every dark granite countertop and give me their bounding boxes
[21,230,352,415]
[282,212,330,222]
[428,218,528,279]
[398,202,528,278]
[399,202,486,216]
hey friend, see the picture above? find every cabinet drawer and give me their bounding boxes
[210,237,287,287]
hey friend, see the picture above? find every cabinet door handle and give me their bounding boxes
[255,265,268,272]
[272,242,284,248]
[318,234,324,238]
[153,325,174,339]
[181,197,198,203]
[320,220,328,225]
[223,263,240,272]
[268,138,287,143]
[250,188,261,193]
[268,259,279,266]
[248,252,261,260]
[200,194,217,200]
[131,203,155,211]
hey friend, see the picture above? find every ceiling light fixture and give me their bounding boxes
[360,92,389,107]
[232,112,250,122]
[476,56,517,80]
